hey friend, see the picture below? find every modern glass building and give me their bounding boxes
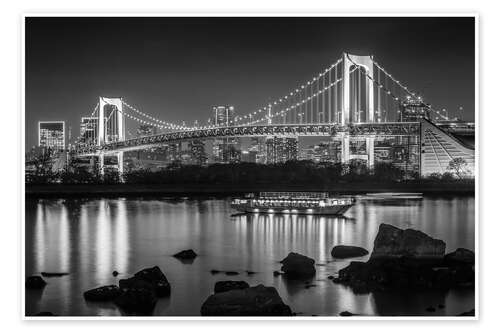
[38,121,65,151]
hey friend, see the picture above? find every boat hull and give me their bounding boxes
[231,204,353,215]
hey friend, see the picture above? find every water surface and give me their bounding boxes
[25,195,475,316]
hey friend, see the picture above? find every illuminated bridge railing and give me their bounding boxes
[76,122,422,155]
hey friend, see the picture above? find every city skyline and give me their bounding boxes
[25,17,475,149]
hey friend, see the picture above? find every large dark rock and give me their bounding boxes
[280,252,316,279]
[331,245,369,259]
[84,285,121,302]
[113,287,157,315]
[119,266,171,297]
[200,284,292,316]
[214,281,249,293]
[337,256,474,293]
[445,248,475,265]
[25,276,47,289]
[173,249,198,260]
[371,224,446,258]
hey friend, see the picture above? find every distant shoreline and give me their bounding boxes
[25,182,475,198]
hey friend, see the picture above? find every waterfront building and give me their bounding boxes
[189,140,207,165]
[212,105,241,163]
[265,136,298,164]
[38,121,65,151]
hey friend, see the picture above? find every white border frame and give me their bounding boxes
[21,13,479,321]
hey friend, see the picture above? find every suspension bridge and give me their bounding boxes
[75,52,475,176]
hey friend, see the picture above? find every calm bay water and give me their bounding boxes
[25,195,475,316]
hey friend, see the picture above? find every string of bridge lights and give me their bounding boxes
[371,59,449,120]
[229,76,346,127]
[228,57,344,126]
[122,100,193,130]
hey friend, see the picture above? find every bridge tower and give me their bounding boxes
[97,97,125,176]
[340,53,376,167]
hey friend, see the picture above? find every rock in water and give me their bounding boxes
[371,224,446,258]
[214,281,250,293]
[25,276,47,289]
[444,248,475,265]
[84,285,121,302]
[112,270,119,277]
[280,252,316,278]
[173,249,198,260]
[114,287,157,315]
[200,284,292,316]
[331,245,369,259]
[120,266,171,297]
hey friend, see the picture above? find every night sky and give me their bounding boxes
[25,16,475,149]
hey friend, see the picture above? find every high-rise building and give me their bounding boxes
[38,121,65,151]
[265,136,298,164]
[189,140,207,166]
[211,106,241,163]
[79,117,98,145]
[248,137,267,164]
[399,96,431,122]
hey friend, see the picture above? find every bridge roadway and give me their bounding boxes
[76,121,474,156]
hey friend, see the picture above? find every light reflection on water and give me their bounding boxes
[25,196,474,316]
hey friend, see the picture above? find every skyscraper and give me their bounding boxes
[212,106,241,163]
[189,140,207,166]
[38,121,65,151]
[79,117,98,145]
[265,136,298,164]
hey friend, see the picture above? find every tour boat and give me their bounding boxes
[231,191,355,215]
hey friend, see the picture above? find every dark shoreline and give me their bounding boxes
[25,182,475,198]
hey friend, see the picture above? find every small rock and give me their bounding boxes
[173,249,198,260]
[246,270,256,275]
[214,281,250,293]
[445,248,475,265]
[280,252,316,279]
[273,270,282,277]
[84,285,121,302]
[112,270,119,277]
[25,276,47,289]
[304,284,316,289]
[200,284,292,316]
[225,271,239,276]
[426,306,436,312]
[339,311,354,316]
[119,266,171,297]
[41,272,69,277]
[331,245,369,259]
[327,275,334,280]
[210,269,221,275]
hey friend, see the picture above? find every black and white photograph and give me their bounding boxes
[22,14,477,318]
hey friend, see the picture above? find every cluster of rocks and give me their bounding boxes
[333,224,475,294]
[83,266,171,315]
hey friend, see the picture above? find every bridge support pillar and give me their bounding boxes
[366,136,375,168]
